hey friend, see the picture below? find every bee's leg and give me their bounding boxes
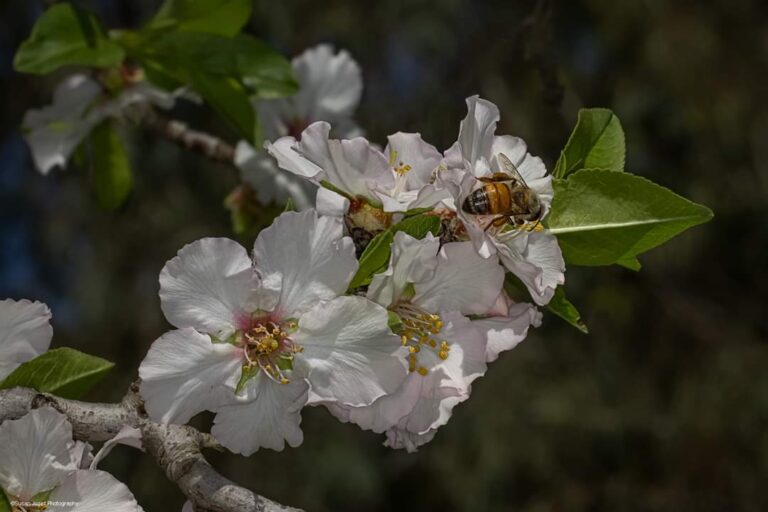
[483,216,508,231]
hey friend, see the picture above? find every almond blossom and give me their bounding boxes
[22,74,180,175]
[0,298,52,380]
[326,231,516,451]
[0,407,142,511]
[441,95,565,305]
[265,122,453,239]
[139,210,407,455]
[236,44,363,209]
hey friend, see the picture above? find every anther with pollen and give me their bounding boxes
[395,302,451,376]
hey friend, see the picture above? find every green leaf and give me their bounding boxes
[546,287,588,333]
[348,230,394,290]
[0,488,10,512]
[14,4,124,74]
[390,213,441,239]
[189,71,258,143]
[90,121,133,210]
[616,256,642,271]
[346,214,441,291]
[233,35,299,98]
[128,32,297,99]
[554,108,625,178]
[147,0,252,36]
[547,169,713,266]
[283,197,295,213]
[0,348,115,399]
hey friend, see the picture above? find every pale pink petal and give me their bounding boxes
[496,232,565,306]
[253,210,357,316]
[159,238,259,339]
[139,328,243,424]
[212,374,307,455]
[49,470,143,512]
[367,232,440,308]
[0,407,78,500]
[295,296,407,407]
[474,302,542,363]
[413,241,504,316]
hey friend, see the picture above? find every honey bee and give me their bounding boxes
[461,153,543,231]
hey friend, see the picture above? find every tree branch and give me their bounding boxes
[0,385,303,512]
[139,107,237,165]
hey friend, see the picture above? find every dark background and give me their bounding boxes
[1,1,767,511]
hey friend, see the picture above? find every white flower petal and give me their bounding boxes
[235,142,316,210]
[253,210,357,316]
[385,132,443,188]
[159,238,258,338]
[72,441,94,470]
[328,311,485,439]
[295,296,407,406]
[22,75,102,174]
[475,302,542,363]
[383,427,437,453]
[211,374,307,455]
[315,187,350,217]
[112,81,179,113]
[0,298,52,380]
[325,374,424,433]
[89,427,143,470]
[432,311,488,389]
[372,189,418,213]
[413,241,504,316]
[293,122,392,199]
[139,328,243,424]
[264,135,324,180]
[496,232,565,306]
[454,95,500,166]
[0,407,78,500]
[292,44,362,124]
[49,470,143,512]
[367,232,440,308]
[393,383,465,442]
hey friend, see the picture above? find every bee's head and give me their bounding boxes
[528,193,543,221]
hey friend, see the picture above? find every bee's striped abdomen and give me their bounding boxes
[462,187,490,214]
[462,183,512,215]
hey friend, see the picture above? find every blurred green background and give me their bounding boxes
[1,0,766,511]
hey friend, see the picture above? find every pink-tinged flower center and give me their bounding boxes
[394,302,451,376]
[236,317,302,384]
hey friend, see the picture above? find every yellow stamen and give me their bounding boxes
[394,302,452,377]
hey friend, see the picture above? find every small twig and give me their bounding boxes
[0,385,303,512]
[139,106,236,164]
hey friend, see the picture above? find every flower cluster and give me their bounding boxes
[22,71,184,175]
[140,94,560,453]
[235,44,363,210]
[0,299,143,511]
[0,407,143,512]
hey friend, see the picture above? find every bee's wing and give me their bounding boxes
[497,153,530,188]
